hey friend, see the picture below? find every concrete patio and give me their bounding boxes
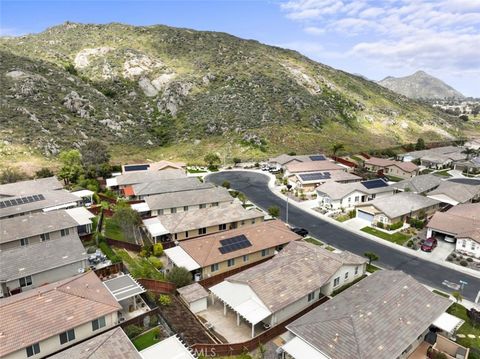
[407,341,430,359]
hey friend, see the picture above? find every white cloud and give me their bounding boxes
[304,26,325,35]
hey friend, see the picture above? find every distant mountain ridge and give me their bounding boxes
[377,71,464,100]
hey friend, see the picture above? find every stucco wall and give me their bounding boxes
[0,227,78,251]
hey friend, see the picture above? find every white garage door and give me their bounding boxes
[357,210,374,223]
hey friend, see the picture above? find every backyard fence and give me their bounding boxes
[332,156,358,168]
[98,193,117,204]
[138,278,176,294]
[88,205,102,215]
[105,237,142,252]
[94,262,125,279]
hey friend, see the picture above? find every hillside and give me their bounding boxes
[378,71,464,100]
[0,22,468,161]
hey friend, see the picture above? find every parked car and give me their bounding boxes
[421,237,438,252]
[291,227,309,237]
[443,236,456,243]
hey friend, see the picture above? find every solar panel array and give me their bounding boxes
[309,155,326,161]
[361,179,389,189]
[124,164,150,172]
[0,194,45,208]
[299,172,332,182]
[218,235,252,254]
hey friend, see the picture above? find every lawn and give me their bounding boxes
[385,175,404,182]
[434,169,452,177]
[361,226,410,245]
[303,237,324,246]
[335,214,351,222]
[115,249,164,280]
[132,327,162,351]
[432,289,450,298]
[447,303,480,353]
[104,218,125,241]
[366,263,381,273]
[187,167,208,173]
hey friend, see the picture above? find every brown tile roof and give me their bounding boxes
[49,327,141,359]
[365,157,418,173]
[227,241,366,312]
[0,271,121,356]
[427,203,480,243]
[177,220,301,267]
[287,270,452,359]
[286,161,344,173]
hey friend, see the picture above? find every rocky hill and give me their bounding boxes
[0,22,466,158]
[378,71,464,100]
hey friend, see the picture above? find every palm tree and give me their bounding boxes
[462,148,476,160]
[331,143,345,156]
[452,291,463,303]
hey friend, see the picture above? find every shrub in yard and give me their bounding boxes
[348,210,355,218]
[148,256,163,269]
[153,243,163,257]
[451,253,457,258]
[166,266,192,288]
[149,314,159,327]
[376,222,384,229]
[467,257,473,262]
[407,240,414,248]
[87,246,97,254]
[158,294,172,306]
[124,324,143,339]
[460,260,468,266]
[388,221,403,231]
[446,256,453,262]
[145,291,157,304]
[222,180,231,189]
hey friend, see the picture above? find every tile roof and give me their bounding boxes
[0,210,79,244]
[177,283,209,303]
[269,154,327,166]
[365,157,418,172]
[427,203,480,243]
[286,161,344,173]
[0,177,63,197]
[286,270,452,359]
[392,174,444,193]
[427,181,480,204]
[158,203,264,234]
[122,160,186,173]
[0,271,121,356]
[296,171,361,184]
[132,177,213,197]
[316,179,393,200]
[175,220,301,267]
[227,241,366,312]
[49,327,141,359]
[403,146,467,162]
[0,236,87,282]
[115,168,186,186]
[145,186,232,211]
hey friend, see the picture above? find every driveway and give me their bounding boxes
[206,171,480,302]
[343,217,371,231]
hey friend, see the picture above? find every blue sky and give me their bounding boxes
[1,0,479,96]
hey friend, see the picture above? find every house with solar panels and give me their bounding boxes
[121,160,186,174]
[269,153,329,170]
[294,170,362,192]
[316,178,394,210]
[105,168,186,194]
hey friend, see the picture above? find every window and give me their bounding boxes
[26,343,40,357]
[333,277,340,287]
[171,208,177,214]
[198,227,207,235]
[185,231,189,238]
[348,197,351,203]
[200,204,207,209]
[472,242,476,251]
[261,249,269,257]
[307,291,315,302]
[345,272,349,280]
[355,196,360,202]
[158,209,164,215]
[212,202,219,207]
[219,224,227,231]
[184,206,189,212]
[462,240,466,248]
[210,263,219,272]
[355,266,359,275]
[59,329,75,344]
[60,228,70,237]
[20,238,29,246]
[40,233,50,242]
[19,276,33,288]
[243,255,249,262]
[241,220,245,225]
[251,219,256,224]
[92,316,106,331]
[227,258,235,267]
[174,233,178,240]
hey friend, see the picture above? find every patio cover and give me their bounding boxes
[131,202,150,213]
[71,189,94,198]
[143,217,169,237]
[106,177,118,187]
[210,281,271,325]
[140,335,195,359]
[282,336,329,359]
[164,246,201,272]
[432,312,465,334]
[103,274,145,302]
[66,207,95,226]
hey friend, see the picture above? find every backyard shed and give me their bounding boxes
[177,283,209,314]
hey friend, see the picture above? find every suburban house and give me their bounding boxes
[285,161,346,177]
[209,241,366,337]
[427,203,480,258]
[269,153,328,168]
[138,186,233,216]
[427,181,480,206]
[121,160,186,174]
[392,174,444,194]
[399,146,467,169]
[0,176,63,198]
[292,171,361,192]
[282,270,454,359]
[0,271,122,359]
[364,156,419,179]
[143,203,264,242]
[129,177,213,199]
[465,138,480,150]
[65,207,96,236]
[453,156,480,173]
[164,220,301,279]
[0,189,81,219]
[317,178,394,210]
[106,168,186,192]
[355,192,440,225]
[0,210,80,250]
[0,236,87,297]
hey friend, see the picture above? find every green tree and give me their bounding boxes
[415,138,426,150]
[166,266,192,288]
[331,143,345,156]
[112,206,141,242]
[232,157,241,167]
[80,140,110,177]
[35,167,54,178]
[222,180,231,189]
[153,243,164,256]
[58,150,83,185]
[0,167,28,184]
[364,252,379,265]
[204,153,221,168]
[268,205,280,218]
[452,291,463,303]
[237,192,247,206]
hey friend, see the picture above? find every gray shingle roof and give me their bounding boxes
[287,270,452,359]
[115,168,185,186]
[0,235,87,281]
[392,174,444,194]
[133,177,213,197]
[427,181,480,203]
[177,283,209,303]
[228,241,366,312]
[0,177,63,197]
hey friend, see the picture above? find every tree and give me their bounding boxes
[237,192,247,206]
[222,180,231,189]
[364,252,379,265]
[112,206,141,242]
[58,150,83,184]
[80,140,110,178]
[415,138,426,150]
[331,143,345,156]
[166,266,192,288]
[0,167,28,184]
[462,148,476,160]
[35,167,54,178]
[268,205,280,218]
[153,243,164,256]
[204,153,221,168]
[452,291,463,303]
[232,157,241,167]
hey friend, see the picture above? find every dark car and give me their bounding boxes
[291,227,309,237]
[421,237,438,252]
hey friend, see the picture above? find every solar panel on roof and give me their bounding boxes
[124,164,150,172]
[0,193,46,209]
[309,155,326,161]
[218,235,252,254]
[361,179,389,189]
[298,172,331,182]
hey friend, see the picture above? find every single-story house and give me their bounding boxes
[285,161,346,178]
[164,220,301,279]
[144,203,264,242]
[0,210,80,250]
[453,156,480,173]
[177,283,209,313]
[210,241,366,337]
[427,181,480,206]
[392,174,444,194]
[282,270,454,359]
[0,271,122,359]
[106,168,186,192]
[130,177,213,199]
[355,192,440,225]
[292,171,362,192]
[269,153,328,169]
[399,146,467,169]
[122,160,186,174]
[0,176,63,198]
[141,186,233,216]
[364,156,419,178]
[427,203,480,258]
[317,178,394,210]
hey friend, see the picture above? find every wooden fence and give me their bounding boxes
[98,193,117,204]
[105,237,142,252]
[88,205,102,215]
[332,156,357,168]
[191,296,329,357]
[138,278,176,294]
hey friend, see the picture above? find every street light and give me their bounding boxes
[286,184,292,226]
[460,280,468,293]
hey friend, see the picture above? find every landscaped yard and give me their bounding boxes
[115,249,164,280]
[434,169,452,177]
[187,167,208,174]
[366,264,381,273]
[104,217,125,241]
[447,303,480,355]
[132,327,162,351]
[361,226,410,245]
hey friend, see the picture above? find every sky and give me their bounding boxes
[1,0,479,97]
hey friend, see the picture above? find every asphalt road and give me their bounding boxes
[206,171,480,302]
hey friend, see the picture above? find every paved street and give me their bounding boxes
[206,171,480,302]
